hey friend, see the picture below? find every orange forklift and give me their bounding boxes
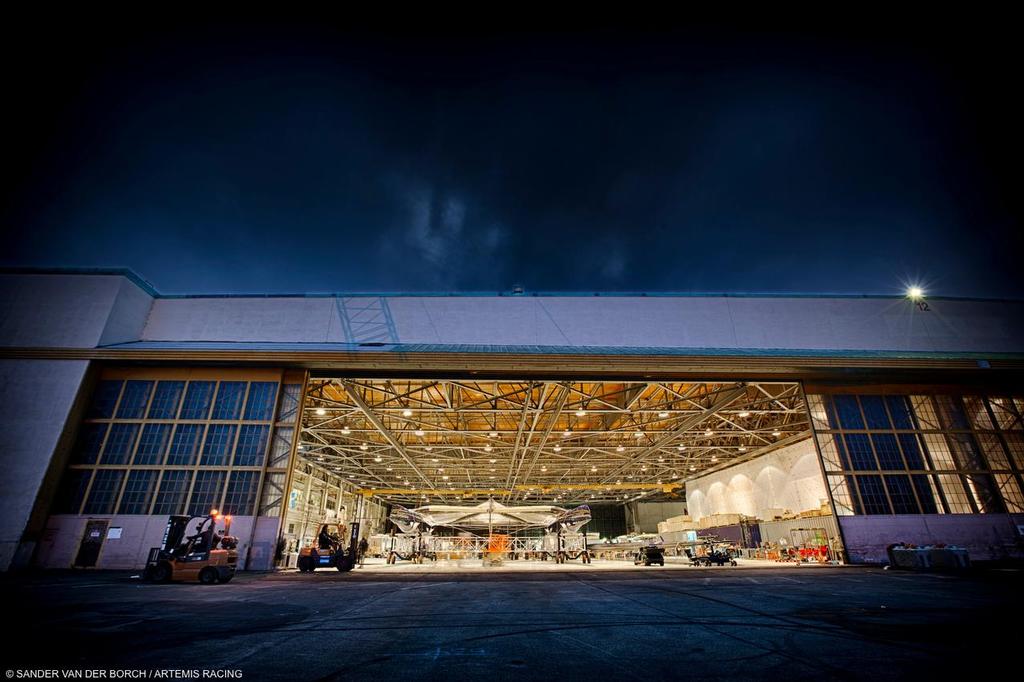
[144,510,238,584]
[297,522,358,572]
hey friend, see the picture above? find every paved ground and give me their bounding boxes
[3,565,1018,681]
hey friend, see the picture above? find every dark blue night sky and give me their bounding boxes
[2,15,1020,296]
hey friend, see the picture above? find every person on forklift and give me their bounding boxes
[318,525,338,551]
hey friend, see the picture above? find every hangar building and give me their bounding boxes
[1,268,1022,571]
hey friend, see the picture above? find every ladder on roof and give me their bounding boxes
[335,296,399,344]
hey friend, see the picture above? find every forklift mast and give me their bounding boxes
[161,515,191,553]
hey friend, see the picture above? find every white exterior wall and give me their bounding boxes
[685,438,827,522]
[139,294,1024,353]
[0,359,90,569]
[0,273,153,348]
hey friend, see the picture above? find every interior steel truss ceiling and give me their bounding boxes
[298,378,811,505]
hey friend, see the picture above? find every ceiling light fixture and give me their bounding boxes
[402,408,413,417]
[341,427,351,435]
[315,408,326,416]
[575,409,586,417]
[617,445,625,452]
[773,431,782,437]
[659,411,669,418]
[359,444,368,451]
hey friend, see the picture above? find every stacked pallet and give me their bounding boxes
[657,514,693,534]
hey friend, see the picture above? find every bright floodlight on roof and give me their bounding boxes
[907,286,925,300]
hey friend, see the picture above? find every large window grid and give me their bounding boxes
[809,393,1024,516]
[63,377,285,516]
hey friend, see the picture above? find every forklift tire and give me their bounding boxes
[199,567,219,584]
[297,556,312,573]
[220,574,233,583]
[149,562,172,583]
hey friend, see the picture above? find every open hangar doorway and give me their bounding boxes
[285,376,841,572]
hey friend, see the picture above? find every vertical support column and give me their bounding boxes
[267,370,309,570]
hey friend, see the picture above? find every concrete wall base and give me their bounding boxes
[838,514,1024,564]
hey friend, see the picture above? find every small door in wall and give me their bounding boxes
[74,520,109,568]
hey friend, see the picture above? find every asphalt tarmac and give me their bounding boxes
[3,565,1018,681]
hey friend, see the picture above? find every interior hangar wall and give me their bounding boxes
[685,438,828,522]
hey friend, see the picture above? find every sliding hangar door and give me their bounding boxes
[32,364,1024,570]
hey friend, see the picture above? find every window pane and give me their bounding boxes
[116,381,153,419]
[148,381,184,419]
[234,425,270,466]
[179,381,215,419]
[861,396,891,429]
[72,424,108,464]
[987,397,1021,430]
[938,474,974,513]
[188,471,226,516]
[826,475,855,515]
[101,424,139,465]
[910,396,942,430]
[947,433,987,470]
[1004,433,1024,468]
[921,434,956,469]
[83,469,125,514]
[977,434,1011,470]
[118,470,158,514]
[898,434,926,469]
[995,474,1024,513]
[964,474,1004,513]
[833,395,864,429]
[912,475,940,514]
[54,470,92,514]
[884,475,919,514]
[872,434,904,470]
[278,384,302,422]
[935,396,970,430]
[88,380,123,418]
[134,424,172,465]
[244,382,278,421]
[844,434,876,471]
[259,472,287,517]
[201,424,237,466]
[886,396,915,429]
[153,471,192,515]
[268,427,294,468]
[167,424,204,465]
[962,396,994,430]
[212,382,247,420]
[223,471,259,515]
[855,476,890,514]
